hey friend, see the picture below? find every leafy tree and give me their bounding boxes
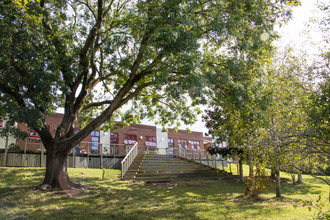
[204,45,313,198]
[0,0,294,190]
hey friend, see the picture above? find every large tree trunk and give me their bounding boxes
[275,169,281,197]
[36,146,82,190]
[239,158,244,183]
[297,173,303,183]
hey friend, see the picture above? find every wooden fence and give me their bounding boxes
[0,151,124,169]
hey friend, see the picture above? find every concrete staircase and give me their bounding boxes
[122,154,238,181]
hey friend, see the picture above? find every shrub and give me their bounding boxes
[244,168,273,198]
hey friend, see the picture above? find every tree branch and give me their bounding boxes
[119,82,154,108]
[76,0,97,21]
[80,100,113,112]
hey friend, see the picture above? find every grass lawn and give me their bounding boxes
[0,166,329,220]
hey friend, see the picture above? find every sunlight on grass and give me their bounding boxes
[0,166,329,219]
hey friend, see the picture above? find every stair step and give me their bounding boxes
[126,169,228,173]
[122,154,238,182]
[123,175,238,181]
[124,172,231,178]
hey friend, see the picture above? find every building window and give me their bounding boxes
[168,138,174,155]
[29,126,50,143]
[110,133,118,144]
[74,129,80,135]
[191,141,200,150]
[178,139,187,152]
[124,134,137,145]
[178,140,188,148]
[90,130,100,154]
[145,136,157,146]
[168,138,174,148]
[29,130,41,143]
[91,131,100,136]
[110,133,119,155]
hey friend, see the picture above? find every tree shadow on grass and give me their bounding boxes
[0,168,324,219]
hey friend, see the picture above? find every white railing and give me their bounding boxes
[121,142,138,179]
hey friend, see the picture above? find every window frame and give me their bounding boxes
[90,130,100,154]
[191,141,200,150]
[168,138,174,148]
[145,136,157,147]
[124,134,137,144]
[110,132,119,144]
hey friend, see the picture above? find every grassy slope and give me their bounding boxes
[0,166,329,220]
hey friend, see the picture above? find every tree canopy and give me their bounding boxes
[0,0,295,189]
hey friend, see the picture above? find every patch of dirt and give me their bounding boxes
[269,176,290,183]
[183,183,210,188]
[145,181,176,189]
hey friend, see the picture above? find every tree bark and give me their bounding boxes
[270,168,276,180]
[291,174,296,185]
[275,169,281,197]
[36,145,83,190]
[297,173,303,183]
[239,158,244,183]
[248,150,253,177]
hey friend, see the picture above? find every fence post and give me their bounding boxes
[87,143,90,169]
[199,150,201,163]
[229,162,232,173]
[3,136,9,167]
[100,144,103,169]
[147,147,149,155]
[214,156,217,168]
[222,160,224,170]
[113,145,116,158]
[206,153,209,166]
[23,138,27,167]
[72,147,75,168]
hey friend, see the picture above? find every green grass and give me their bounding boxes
[0,166,329,220]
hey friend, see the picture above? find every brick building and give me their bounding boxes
[15,113,209,155]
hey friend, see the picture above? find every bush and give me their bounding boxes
[8,143,20,151]
[244,168,273,198]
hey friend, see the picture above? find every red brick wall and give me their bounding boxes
[16,113,99,152]
[167,129,205,150]
[111,124,157,154]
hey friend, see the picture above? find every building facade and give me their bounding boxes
[0,121,17,149]
[14,113,209,155]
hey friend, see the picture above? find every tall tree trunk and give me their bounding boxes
[297,173,303,183]
[248,148,253,177]
[291,174,296,185]
[275,169,281,197]
[36,144,82,190]
[239,158,244,183]
[270,168,276,180]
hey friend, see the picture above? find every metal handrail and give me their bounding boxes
[121,142,138,179]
